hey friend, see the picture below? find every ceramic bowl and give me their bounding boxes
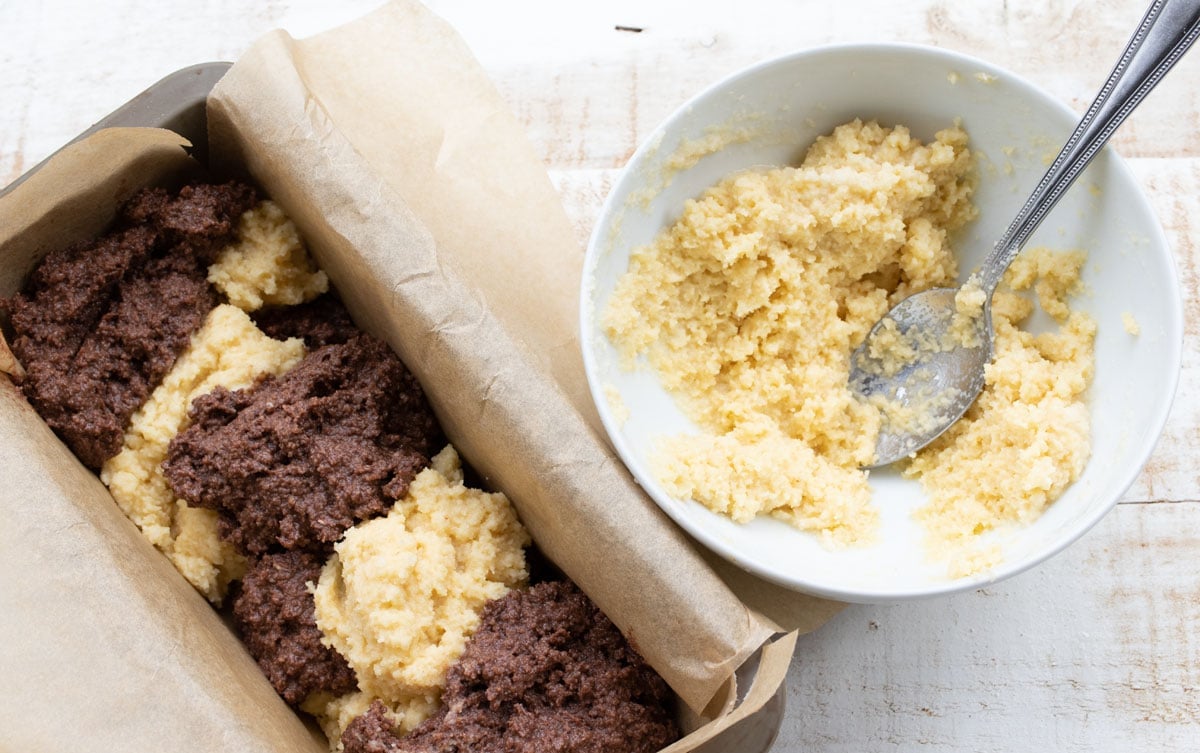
[579,43,1182,602]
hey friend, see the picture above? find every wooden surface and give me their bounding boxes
[2,1,1197,750]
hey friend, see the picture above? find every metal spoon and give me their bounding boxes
[849,0,1200,468]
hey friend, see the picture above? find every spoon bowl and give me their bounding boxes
[850,287,992,466]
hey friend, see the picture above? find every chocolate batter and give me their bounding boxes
[340,581,679,753]
[163,333,440,555]
[231,551,359,705]
[3,182,256,468]
[251,293,358,348]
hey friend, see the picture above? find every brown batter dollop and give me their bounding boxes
[340,581,679,753]
[251,293,358,348]
[163,333,441,555]
[3,182,256,468]
[231,551,359,705]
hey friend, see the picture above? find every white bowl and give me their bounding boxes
[580,43,1183,603]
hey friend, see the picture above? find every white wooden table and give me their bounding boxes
[2,1,1196,750]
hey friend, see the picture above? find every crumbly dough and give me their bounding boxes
[311,446,530,740]
[605,120,1095,572]
[303,692,379,753]
[208,200,329,312]
[952,276,988,347]
[3,182,256,469]
[162,333,440,556]
[232,551,360,705]
[252,293,359,348]
[904,248,1095,572]
[605,119,976,544]
[100,304,305,602]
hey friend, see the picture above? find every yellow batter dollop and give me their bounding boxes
[310,446,530,741]
[208,200,329,311]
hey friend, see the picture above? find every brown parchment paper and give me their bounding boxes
[0,130,325,752]
[0,1,844,751]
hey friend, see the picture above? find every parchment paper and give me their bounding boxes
[0,130,325,752]
[0,1,844,750]
[210,0,847,707]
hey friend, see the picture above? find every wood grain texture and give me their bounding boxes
[1,1,1197,750]
[785,502,1200,751]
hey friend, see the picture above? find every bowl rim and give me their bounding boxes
[579,41,1185,602]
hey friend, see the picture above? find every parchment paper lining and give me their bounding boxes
[0,2,846,751]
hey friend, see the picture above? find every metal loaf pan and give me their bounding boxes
[1,62,786,753]
[2,62,230,198]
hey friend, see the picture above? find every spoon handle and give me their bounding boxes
[979,0,1200,292]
